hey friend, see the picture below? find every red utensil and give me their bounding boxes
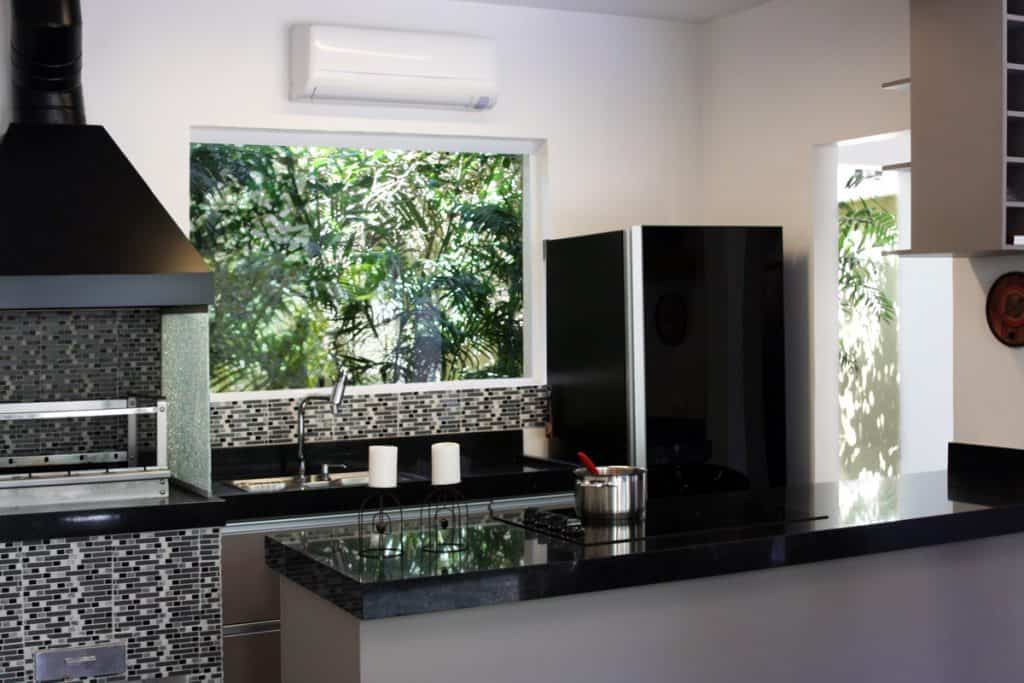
[577,451,601,476]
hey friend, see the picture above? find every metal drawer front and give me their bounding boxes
[35,643,126,681]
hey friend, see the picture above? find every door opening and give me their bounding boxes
[812,131,952,488]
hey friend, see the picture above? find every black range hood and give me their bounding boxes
[0,0,212,310]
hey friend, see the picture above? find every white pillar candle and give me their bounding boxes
[368,445,398,489]
[431,442,461,486]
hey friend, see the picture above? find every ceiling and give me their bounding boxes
[458,0,772,23]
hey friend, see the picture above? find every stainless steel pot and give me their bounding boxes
[573,466,647,521]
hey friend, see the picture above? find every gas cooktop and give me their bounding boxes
[493,493,827,547]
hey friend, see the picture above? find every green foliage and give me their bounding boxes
[837,170,898,374]
[190,144,524,391]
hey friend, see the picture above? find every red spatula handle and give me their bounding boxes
[577,451,601,476]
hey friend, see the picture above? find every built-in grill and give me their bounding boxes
[0,0,214,504]
[0,398,170,504]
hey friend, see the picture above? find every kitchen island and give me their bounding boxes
[266,449,1024,683]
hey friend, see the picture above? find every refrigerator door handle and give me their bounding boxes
[625,225,647,469]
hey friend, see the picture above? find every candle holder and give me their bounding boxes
[357,491,404,559]
[420,484,469,554]
[421,538,467,576]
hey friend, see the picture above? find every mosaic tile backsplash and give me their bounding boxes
[210,385,550,449]
[0,309,162,459]
[0,527,222,682]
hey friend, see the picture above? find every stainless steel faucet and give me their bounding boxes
[297,369,348,482]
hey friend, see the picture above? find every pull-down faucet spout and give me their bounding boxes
[297,369,347,482]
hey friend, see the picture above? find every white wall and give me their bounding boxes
[700,0,911,483]
[953,257,1024,448]
[900,262,955,474]
[53,0,704,240]
[898,154,954,473]
[811,143,841,482]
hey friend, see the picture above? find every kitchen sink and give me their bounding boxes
[227,472,369,493]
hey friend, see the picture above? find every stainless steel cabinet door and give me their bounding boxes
[224,630,281,683]
[222,532,281,625]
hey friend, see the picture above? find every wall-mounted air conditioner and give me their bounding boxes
[290,25,498,111]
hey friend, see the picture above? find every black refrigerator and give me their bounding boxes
[546,225,787,493]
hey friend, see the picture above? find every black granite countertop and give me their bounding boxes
[213,430,576,522]
[266,444,1024,620]
[0,481,226,541]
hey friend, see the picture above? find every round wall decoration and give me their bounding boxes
[986,272,1024,347]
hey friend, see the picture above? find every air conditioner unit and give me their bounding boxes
[290,25,498,111]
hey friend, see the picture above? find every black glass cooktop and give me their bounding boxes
[494,493,827,546]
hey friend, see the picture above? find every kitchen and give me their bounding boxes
[2,0,1024,681]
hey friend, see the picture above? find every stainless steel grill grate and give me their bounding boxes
[0,398,169,504]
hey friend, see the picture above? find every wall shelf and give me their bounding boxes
[1010,19,1024,62]
[882,162,911,171]
[1010,117,1024,156]
[881,77,911,91]
[1010,70,1024,110]
[1007,204,1024,246]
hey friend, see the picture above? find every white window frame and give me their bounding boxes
[191,126,547,401]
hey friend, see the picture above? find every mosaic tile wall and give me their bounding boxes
[0,527,222,682]
[210,385,550,449]
[0,309,162,459]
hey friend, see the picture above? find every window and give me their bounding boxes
[190,140,530,393]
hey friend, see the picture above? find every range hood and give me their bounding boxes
[0,0,213,310]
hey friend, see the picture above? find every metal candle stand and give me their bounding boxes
[357,491,404,559]
[420,484,469,554]
[421,538,467,576]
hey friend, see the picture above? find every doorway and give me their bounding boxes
[812,131,953,485]
[836,159,901,478]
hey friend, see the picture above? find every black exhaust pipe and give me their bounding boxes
[11,0,84,125]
